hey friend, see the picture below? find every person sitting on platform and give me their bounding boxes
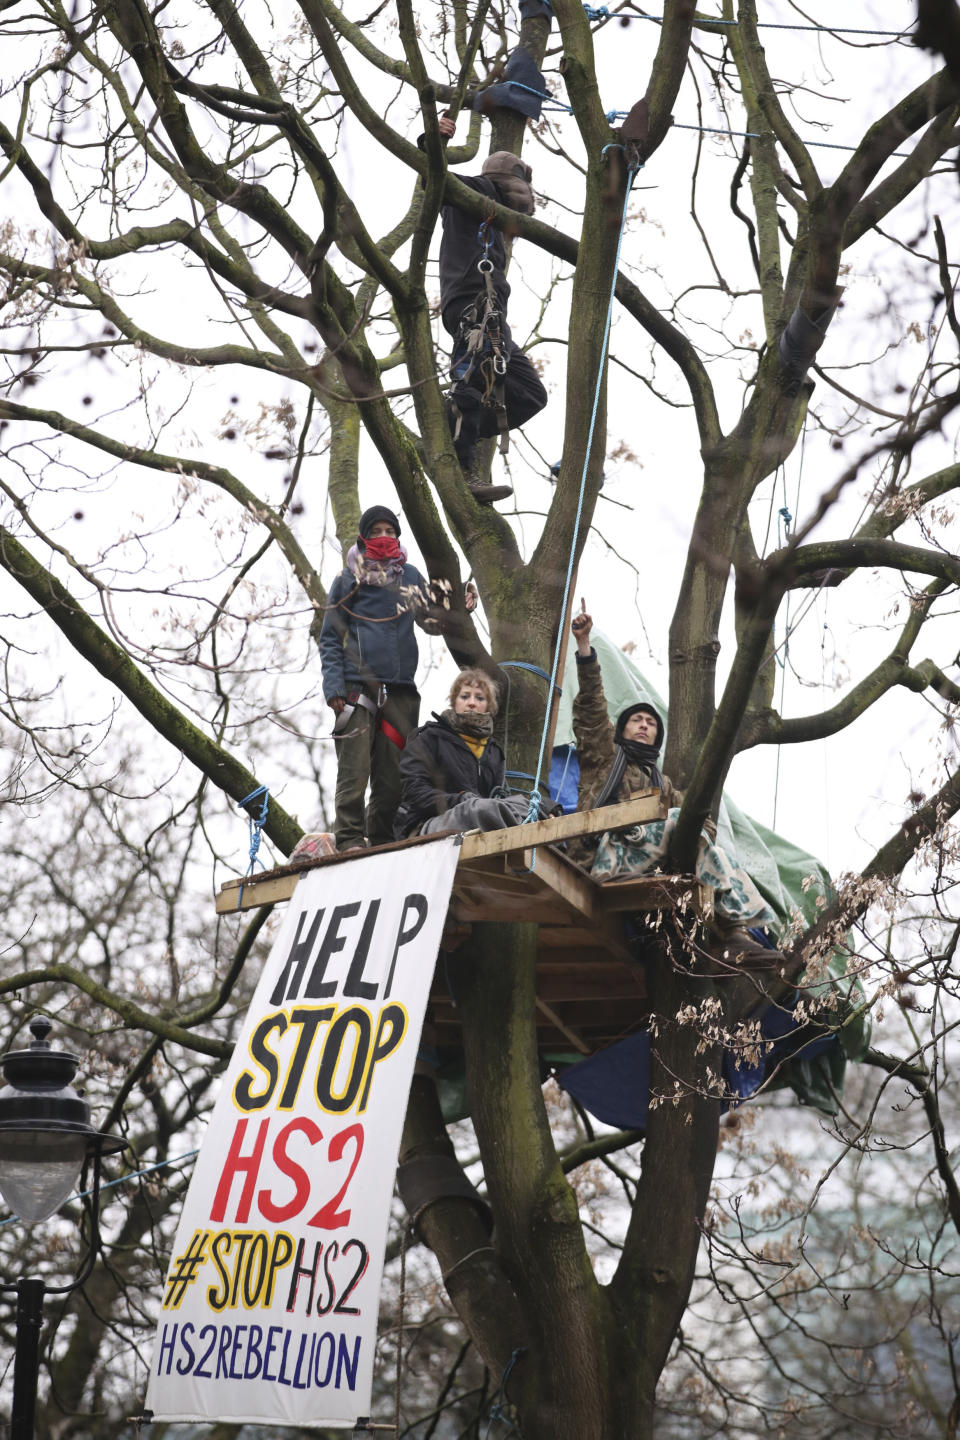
[394,667,529,838]
[571,607,780,964]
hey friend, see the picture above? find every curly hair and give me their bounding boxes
[448,667,499,716]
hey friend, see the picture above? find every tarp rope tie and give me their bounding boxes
[484,1346,526,1438]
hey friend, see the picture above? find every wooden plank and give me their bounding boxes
[516,847,596,919]
[449,899,564,926]
[596,875,707,914]
[216,872,300,913]
[216,829,456,911]
[534,969,646,1002]
[536,925,601,949]
[429,965,645,1009]
[429,1013,648,1051]
[535,997,590,1054]
[598,917,641,967]
[458,792,663,861]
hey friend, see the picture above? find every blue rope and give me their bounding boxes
[774,492,793,671]
[503,82,916,160]
[237,785,270,909]
[503,79,572,113]
[483,1347,525,1438]
[523,149,639,830]
[499,660,562,696]
[0,1149,201,1227]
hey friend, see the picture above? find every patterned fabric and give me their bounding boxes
[346,541,408,587]
[574,652,773,926]
[439,707,494,740]
[590,809,776,927]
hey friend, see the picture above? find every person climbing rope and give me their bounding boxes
[570,607,783,969]
[394,667,529,838]
[434,112,548,505]
[318,505,476,852]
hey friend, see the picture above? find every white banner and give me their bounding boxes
[146,838,461,1429]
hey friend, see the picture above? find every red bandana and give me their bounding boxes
[363,535,401,561]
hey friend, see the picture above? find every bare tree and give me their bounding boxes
[1,0,960,1435]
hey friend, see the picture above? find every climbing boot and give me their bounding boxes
[464,466,513,505]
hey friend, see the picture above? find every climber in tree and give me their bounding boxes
[434,111,547,505]
[571,607,782,968]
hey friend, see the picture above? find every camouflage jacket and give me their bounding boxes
[569,652,723,868]
[572,650,683,814]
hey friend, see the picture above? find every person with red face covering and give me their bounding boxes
[318,505,439,852]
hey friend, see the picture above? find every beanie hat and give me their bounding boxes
[481,151,535,215]
[615,702,664,750]
[358,505,401,541]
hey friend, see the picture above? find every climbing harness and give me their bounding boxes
[334,684,407,750]
[449,213,512,454]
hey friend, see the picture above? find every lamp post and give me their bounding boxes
[0,1017,126,1439]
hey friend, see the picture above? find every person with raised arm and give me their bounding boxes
[571,606,780,966]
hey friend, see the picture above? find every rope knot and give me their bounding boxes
[236,785,270,909]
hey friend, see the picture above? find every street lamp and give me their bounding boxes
[0,1017,126,1439]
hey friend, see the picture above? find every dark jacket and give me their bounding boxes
[440,174,512,335]
[394,715,506,838]
[318,563,430,701]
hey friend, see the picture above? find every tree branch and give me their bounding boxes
[0,523,302,855]
[0,967,230,1058]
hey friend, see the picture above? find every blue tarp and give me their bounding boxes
[559,998,844,1128]
[473,49,548,119]
[518,0,553,21]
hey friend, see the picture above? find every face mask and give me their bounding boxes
[363,535,401,561]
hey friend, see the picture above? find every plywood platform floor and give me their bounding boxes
[216,794,707,1055]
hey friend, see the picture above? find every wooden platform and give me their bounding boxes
[216,795,708,1054]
